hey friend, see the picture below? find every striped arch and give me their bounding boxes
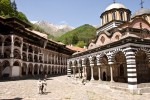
[96,52,109,65]
[89,55,97,65]
[135,47,150,63]
[108,48,125,64]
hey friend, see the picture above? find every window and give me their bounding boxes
[127,13,130,21]
[100,36,105,44]
[106,14,109,23]
[120,11,124,21]
[112,11,116,20]
[115,35,119,40]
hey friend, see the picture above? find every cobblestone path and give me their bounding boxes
[0,75,150,100]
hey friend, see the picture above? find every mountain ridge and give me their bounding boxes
[31,20,74,37]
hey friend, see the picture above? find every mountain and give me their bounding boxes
[31,21,74,37]
[57,24,96,48]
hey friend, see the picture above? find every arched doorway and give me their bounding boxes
[103,71,107,81]
[13,61,21,77]
[114,51,127,83]
[136,50,150,83]
[2,61,10,77]
[39,65,43,75]
[28,63,33,75]
[92,56,98,80]
[22,63,27,75]
[43,66,47,74]
[100,55,110,81]
[85,58,91,80]
[34,64,38,75]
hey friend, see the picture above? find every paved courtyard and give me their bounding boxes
[0,75,150,100]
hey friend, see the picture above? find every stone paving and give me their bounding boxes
[0,75,150,100]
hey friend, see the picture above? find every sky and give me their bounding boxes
[15,0,150,27]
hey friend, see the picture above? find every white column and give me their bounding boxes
[98,65,102,81]
[1,42,4,57]
[110,65,114,82]
[10,35,14,58]
[72,66,76,78]
[78,67,81,78]
[90,65,94,81]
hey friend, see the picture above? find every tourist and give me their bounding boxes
[44,74,47,80]
[37,79,42,94]
[82,77,86,85]
[42,79,47,93]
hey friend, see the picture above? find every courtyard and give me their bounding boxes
[0,75,150,100]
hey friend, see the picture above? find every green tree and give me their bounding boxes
[76,41,86,48]
[17,11,29,22]
[72,33,78,44]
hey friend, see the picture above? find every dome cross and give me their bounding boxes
[113,0,116,3]
[140,0,144,8]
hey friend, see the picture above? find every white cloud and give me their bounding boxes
[30,21,38,24]
[59,21,68,25]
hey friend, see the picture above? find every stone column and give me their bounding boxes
[110,64,114,82]
[90,64,94,81]
[125,47,137,93]
[9,59,13,77]
[98,64,102,81]
[10,35,14,58]
[20,41,23,60]
[82,64,86,78]
[78,67,81,78]
[33,50,35,62]
[89,56,94,81]
[27,45,29,62]
[1,42,4,57]
[72,66,76,78]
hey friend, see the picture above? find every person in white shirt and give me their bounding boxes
[37,79,42,94]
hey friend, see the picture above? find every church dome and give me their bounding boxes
[105,3,126,11]
[132,8,150,18]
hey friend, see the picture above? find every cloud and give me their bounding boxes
[60,21,68,25]
[30,21,38,24]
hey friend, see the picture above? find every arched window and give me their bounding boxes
[29,46,33,53]
[4,37,11,46]
[112,11,116,20]
[23,44,27,51]
[120,11,124,21]
[14,49,21,59]
[115,35,119,40]
[127,13,130,21]
[14,38,21,47]
[100,36,105,44]
[22,53,27,61]
[13,61,20,66]
[28,54,33,62]
[4,49,11,58]
[106,14,109,23]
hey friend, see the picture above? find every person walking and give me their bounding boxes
[37,79,42,94]
[42,79,47,93]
